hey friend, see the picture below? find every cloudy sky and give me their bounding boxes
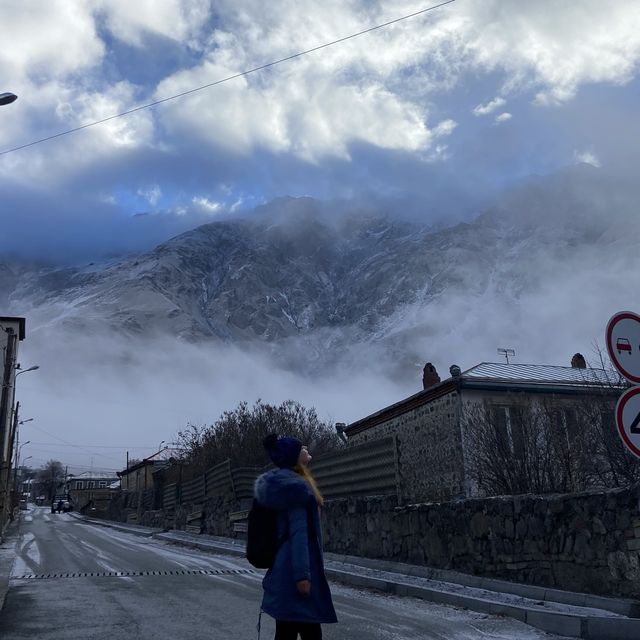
[3,0,640,471]
[2,0,639,261]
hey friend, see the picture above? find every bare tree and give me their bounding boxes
[463,383,640,496]
[34,460,65,500]
[174,399,340,472]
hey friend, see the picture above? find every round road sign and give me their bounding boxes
[606,311,640,383]
[615,386,640,459]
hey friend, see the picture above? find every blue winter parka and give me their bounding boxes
[254,468,337,624]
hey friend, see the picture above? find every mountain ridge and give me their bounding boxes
[3,165,637,377]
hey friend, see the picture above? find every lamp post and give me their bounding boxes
[13,441,30,497]
[10,365,39,477]
[0,93,18,106]
[16,365,39,376]
[17,440,30,461]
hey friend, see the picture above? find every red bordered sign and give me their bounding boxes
[606,311,640,384]
[615,386,640,459]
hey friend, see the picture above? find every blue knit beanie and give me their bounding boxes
[263,433,303,468]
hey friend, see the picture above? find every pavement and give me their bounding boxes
[0,517,19,614]
[4,511,640,640]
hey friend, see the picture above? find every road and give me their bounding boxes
[0,507,569,640]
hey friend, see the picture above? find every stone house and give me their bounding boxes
[343,355,622,502]
[64,471,119,512]
[117,450,172,492]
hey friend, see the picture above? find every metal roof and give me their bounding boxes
[345,361,624,436]
[461,362,624,387]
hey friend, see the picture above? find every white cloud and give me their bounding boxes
[473,97,506,116]
[573,150,601,167]
[192,196,222,214]
[461,1,640,104]
[138,185,162,207]
[0,1,104,83]
[2,0,640,190]
[494,112,512,124]
[89,0,211,47]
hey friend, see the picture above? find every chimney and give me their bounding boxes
[449,364,461,378]
[422,362,441,389]
[335,422,348,444]
[571,353,587,369]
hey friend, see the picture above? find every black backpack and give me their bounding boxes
[245,499,285,569]
[245,498,316,569]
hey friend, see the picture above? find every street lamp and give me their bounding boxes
[16,365,39,376]
[19,418,33,425]
[17,441,30,457]
[0,92,18,106]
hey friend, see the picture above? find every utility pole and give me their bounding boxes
[0,327,17,528]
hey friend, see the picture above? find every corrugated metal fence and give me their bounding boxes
[313,436,400,500]
[160,436,400,511]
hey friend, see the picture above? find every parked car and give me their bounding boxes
[617,337,632,354]
[51,495,72,513]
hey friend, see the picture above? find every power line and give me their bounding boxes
[24,423,124,464]
[0,1,456,157]
[25,457,120,472]
[27,441,161,450]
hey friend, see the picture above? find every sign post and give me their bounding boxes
[606,311,640,459]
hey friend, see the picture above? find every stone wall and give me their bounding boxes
[322,484,640,598]
[348,391,465,502]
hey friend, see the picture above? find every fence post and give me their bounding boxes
[393,434,403,506]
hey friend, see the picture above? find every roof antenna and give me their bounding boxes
[497,347,515,364]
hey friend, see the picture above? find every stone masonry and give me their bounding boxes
[322,483,640,599]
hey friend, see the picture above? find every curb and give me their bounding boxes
[324,554,640,618]
[68,513,162,537]
[323,567,640,640]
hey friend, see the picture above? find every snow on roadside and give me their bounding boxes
[330,561,623,618]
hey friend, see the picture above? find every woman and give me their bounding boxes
[254,434,337,640]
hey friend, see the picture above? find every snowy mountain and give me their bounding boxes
[3,164,639,378]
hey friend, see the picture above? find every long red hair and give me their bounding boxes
[294,464,324,506]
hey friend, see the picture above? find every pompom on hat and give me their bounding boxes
[263,433,303,469]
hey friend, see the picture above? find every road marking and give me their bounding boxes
[12,568,255,580]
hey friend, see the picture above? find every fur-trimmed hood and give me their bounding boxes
[254,468,314,510]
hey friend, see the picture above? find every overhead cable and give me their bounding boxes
[0,1,455,156]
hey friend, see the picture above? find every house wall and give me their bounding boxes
[120,465,157,492]
[347,390,465,502]
[346,385,617,503]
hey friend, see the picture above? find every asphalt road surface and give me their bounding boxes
[0,507,570,640]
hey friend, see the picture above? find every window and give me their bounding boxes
[98,481,107,488]
[490,405,511,452]
[490,405,525,458]
[508,407,525,459]
[88,481,95,488]
[75,481,84,490]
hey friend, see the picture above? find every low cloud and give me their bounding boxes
[573,150,601,167]
[16,323,408,471]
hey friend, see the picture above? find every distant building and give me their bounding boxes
[64,471,119,513]
[117,449,174,492]
[344,356,623,502]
